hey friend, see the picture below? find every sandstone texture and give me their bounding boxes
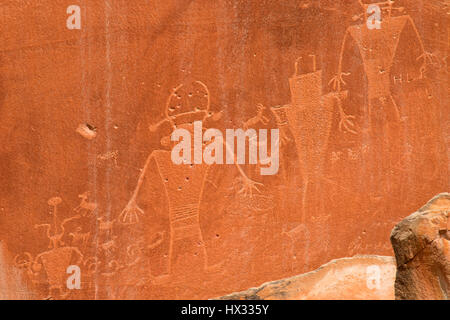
[0,241,33,299]
[391,193,450,300]
[0,1,448,299]
[218,255,396,300]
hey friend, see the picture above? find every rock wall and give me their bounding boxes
[0,1,448,299]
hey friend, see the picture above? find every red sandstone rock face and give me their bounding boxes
[0,1,448,299]
[218,255,396,300]
[391,193,450,300]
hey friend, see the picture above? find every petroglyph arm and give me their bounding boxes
[119,151,157,225]
[222,140,263,197]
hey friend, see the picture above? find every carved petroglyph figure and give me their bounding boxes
[269,105,292,147]
[74,192,97,216]
[15,197,85,299]
[97,216,116,238]
[337,7,430,122]
[243,104,270,130]
[417,51,440,79]
[284,55,350,219]
[35,197,81,249]
[126,232,166,267]
[15,246,83,300]
[120,81,264,278]
[97,150,119,168]
[69,227,90,252]
[121,81,262,224]
[281,224,310,272]
[99,236,119,256]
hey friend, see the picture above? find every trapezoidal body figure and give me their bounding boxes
[120,81,263,281]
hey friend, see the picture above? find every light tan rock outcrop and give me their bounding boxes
[390,193,450,300]
[218,255,396,300]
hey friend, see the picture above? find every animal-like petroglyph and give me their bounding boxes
[74,192,97,216]
[69,227,90,252]
[243,104,270,130]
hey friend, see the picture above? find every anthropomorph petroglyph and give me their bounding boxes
[120,81,266,223]
[35,197,80,249]
[15,197,84,299]
[283,55,352,219]
[119,81,276,278]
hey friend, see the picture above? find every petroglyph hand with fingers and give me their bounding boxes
[328,75,357,134]
[119,199,144,225]
[236,175,264,197]
[417,51,439,78]
[328,72,351,92]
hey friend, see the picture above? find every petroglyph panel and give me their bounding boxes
[0,0,448,299]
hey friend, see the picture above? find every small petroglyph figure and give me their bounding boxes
[347,148,359,161]
[100,260,121,277]
[417,51,439,78]
[243,104,270,130]
[126,232,166,268]
[97,216,116,237]
[16,197,84,299]
[99,236,119,256]
[97,150,119,167]
[270,105,292,147]
[281,224,310,272]
[74,192,97,216]
[35,197,78,249]
[69,227,90,252]
[331,151,342,163]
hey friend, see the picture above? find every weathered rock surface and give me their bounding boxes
[218,255,396,300]
[0,241,33,299]
[0,1,447,300]
[391,193,450,300]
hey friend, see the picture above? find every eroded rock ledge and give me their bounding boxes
[217,255,396,300]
